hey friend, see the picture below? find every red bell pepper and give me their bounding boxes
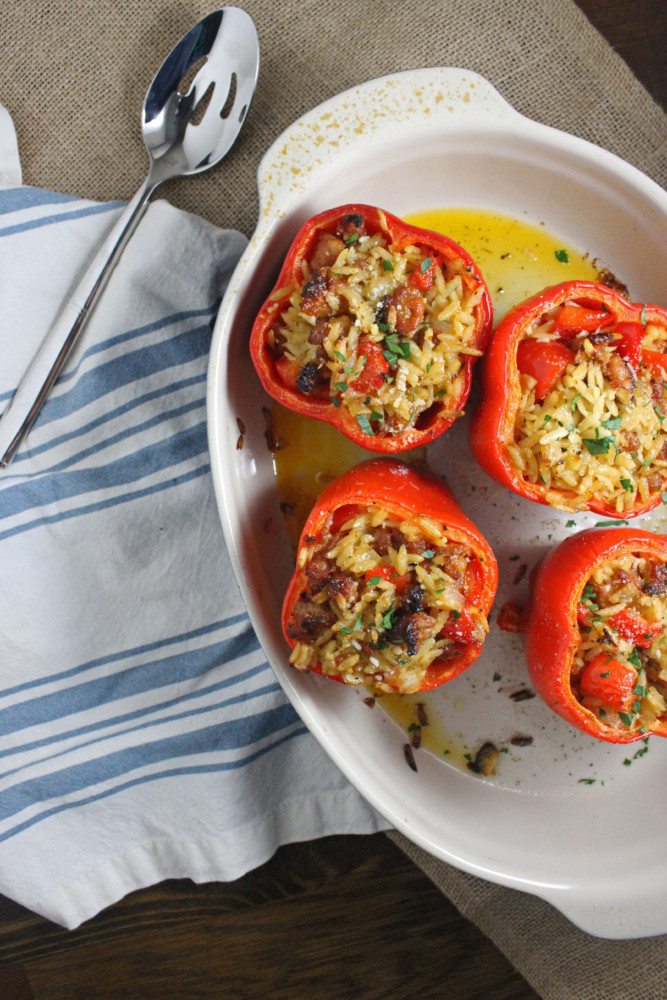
[250,204,492,453]
[522,527,667,743]
[281,458,498,694]
[553,305,614,333]
[469,281,667,518]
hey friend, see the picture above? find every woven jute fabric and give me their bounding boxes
[2,0,665,238]
[390,830,667,1000]
[2,1,667,998]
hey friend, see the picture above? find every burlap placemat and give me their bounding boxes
[2,0,665,236]
[2,1,666,997]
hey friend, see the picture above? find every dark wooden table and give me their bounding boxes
[1,3,664,998]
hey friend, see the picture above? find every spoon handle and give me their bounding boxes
[0,177,155,466]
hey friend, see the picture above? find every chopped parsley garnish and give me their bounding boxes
[340,614,363,635]
[382,259,394,272]
[555,249,570,263]
[334,350,346,363]
[578,777,596,784]
[620,478,633,492]
[601,416,622,430]
[366,575,381,587]
[641,303,647,324]
[628,649,642,668]
[420,256,432,274]
[378,322,391,334]
[356,413,375,436]
[421,549,435,559]
[595,519,628,527]
[493,672,502,682]
[382,606,396,630]
[449,610,462,621]
[336,381,348,392]
[570,392,582,412]
[384,332,411,359]
[583,435,614,455]
[344,233,360,245]
[619,712,635,727]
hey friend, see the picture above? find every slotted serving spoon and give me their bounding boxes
[0,7,259,466]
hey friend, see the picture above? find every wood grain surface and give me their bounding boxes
[0,3,664,999]
[0,835,541,1000]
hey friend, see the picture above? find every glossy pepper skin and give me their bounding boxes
[523,527,667,744]
[281,458,498,692]
[469,281,667,518]
[250,204,492,453]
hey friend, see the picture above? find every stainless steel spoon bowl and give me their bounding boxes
[0,7,259,466]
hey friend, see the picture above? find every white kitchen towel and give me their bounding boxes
[0,110,388,930]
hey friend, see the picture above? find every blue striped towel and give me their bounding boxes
[0,114,386,929]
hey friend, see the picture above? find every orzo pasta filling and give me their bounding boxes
[510,302,667,513]
[573,554,667,733]
[268,212,485,437]
[284,507,489,695]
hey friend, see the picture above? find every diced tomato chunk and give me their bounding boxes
[350,342,390,394]
[274,356,301,391]
[441,607,478,643]
[496,601,522,633]
[577,602,592,627]
[516,339,575,401]
[329,504,360,535]
[613,321,645,368]
[609,609,662,648]
[363,566,408,592]
[578,652,636,711]
[641,349,667,379]
[409,253,440,291]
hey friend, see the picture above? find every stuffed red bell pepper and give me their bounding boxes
[281,458,498,695]
[251,204,492,452]
[469,281,667,517]
[523,527,667,743]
